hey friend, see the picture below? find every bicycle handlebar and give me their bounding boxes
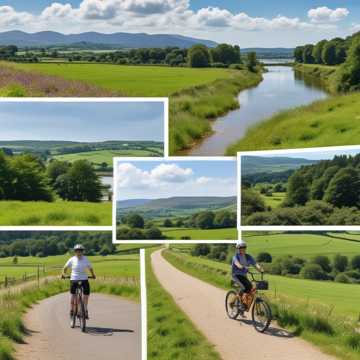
[247,270,265,281]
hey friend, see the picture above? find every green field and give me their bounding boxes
[53,149,159,166]
[161,227,237,240]
[244,232,360,260]
[261,192,286,208]
[5,62,234,96]
[0,253,140,282]
[0,201,111,225]
[146,248,220,360]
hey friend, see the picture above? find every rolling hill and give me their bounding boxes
[0,30,217,49]
[242,156,318,175]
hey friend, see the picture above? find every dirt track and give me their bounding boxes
[152,250,337,360]
[16,292,141,360]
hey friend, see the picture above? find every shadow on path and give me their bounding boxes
[85,327,135,336]
[235,318,295,338]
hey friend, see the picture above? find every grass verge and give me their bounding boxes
[163,249,360,360]
[146,248,220,360]
[170,69,262,154]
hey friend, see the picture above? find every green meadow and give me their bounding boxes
[243,232,360,260]
[4,62,234,96]
[261,192,286,209]
[0,201,111,226]
[53,149,159,167]
[161,227,237,240]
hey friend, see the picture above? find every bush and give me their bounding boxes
[123,213,145,229]
[334,273,351,283]
[188,44,210,68]
[144,227,163,240]
[333,254,348,272]
[163,219,173,227]
[312,255,332,273]
[301,263,326,280]
[191,244,210,257]
[257,252,272,263]
[351,255,360,271]
[241,188,266,217]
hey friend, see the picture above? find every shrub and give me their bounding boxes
[145,227,163,240]
[312,255,332,273]
[351,255,360,271]
[301,263,326,280]
[333,254,348,272]
[191,244,210,257]
[334,273,351,283]
[257,252,272,263]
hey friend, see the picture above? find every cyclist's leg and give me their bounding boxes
[232,275,246,295]
[70,281,77,316]
[83,281,90,317]
[239,275,253,294]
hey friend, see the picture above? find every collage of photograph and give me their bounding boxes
[0,1,360,360]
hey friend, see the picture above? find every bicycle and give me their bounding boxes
[225,270,272,333]
[62,276,95,333]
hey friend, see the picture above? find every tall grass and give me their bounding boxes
[163,249,360,360]
[146,248,220,360]
[170,69,262,154]
[0,201,111,226]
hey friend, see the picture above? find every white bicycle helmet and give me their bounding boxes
[236,240,247,249]
[74,244,85,251]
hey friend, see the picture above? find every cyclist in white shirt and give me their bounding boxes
[61,244,96,319]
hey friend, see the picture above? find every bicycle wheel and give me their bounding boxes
[251,297,272,333]
[79,297,87,333]
[225,290,240,319]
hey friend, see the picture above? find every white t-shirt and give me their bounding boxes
[65,256,92,281]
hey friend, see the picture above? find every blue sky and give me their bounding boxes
[1,1,359,47]
[116,159,237,199]
[0,101,164,142]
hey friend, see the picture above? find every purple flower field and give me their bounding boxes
[0,65,117,97]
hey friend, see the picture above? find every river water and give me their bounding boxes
[188,66,329,156]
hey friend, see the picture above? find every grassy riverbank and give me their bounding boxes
[163,249,360,360]
[170,69,262,154]
[146,248,220,360]
[226,90,360,153]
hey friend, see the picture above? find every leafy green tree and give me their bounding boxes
[321,41,337,65]
[302,44,315,64]
[257,252,272,263]
[246,52,257,72]
[300,263,326,280]
[334,273,350,283]
[46,160,70,185]
[8,154,53,201]
[241,188,266,217]
[145,227,163,239]
[188,44,210,68]
[55,160,102,202]
[312,40,327,64]
[214,211,236,228]
[125,213,145,229]
[333,254,348,272]
[294,46,304,63]
[163,218,173,227]
[195,211,215,229]
[286,172,309,206]
[335,37,360,92]
[312,255,332,273]
[191,244,210,257]
[0,151,12,199]
[211,44,241,65]
[324,167,360,207]
[351,255,360,271]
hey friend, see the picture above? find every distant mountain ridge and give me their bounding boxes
[0,30,217,49]
[242,156,318,175]
[118,196,236,210]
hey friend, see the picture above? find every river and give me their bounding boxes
[188,66,329,156]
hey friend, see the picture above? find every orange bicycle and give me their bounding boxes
[225,270,272,333]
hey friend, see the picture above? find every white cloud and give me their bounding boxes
[0,6,33,28]
[308,7,349,23]
[116,161,236,199]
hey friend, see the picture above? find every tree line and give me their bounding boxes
[3,43,259,70]
[117,209,236,240]
[294,31,360,92]
[0,232,115,258]
[243,154,360,225]
[0,151,103,202]
[190,244,360,284]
